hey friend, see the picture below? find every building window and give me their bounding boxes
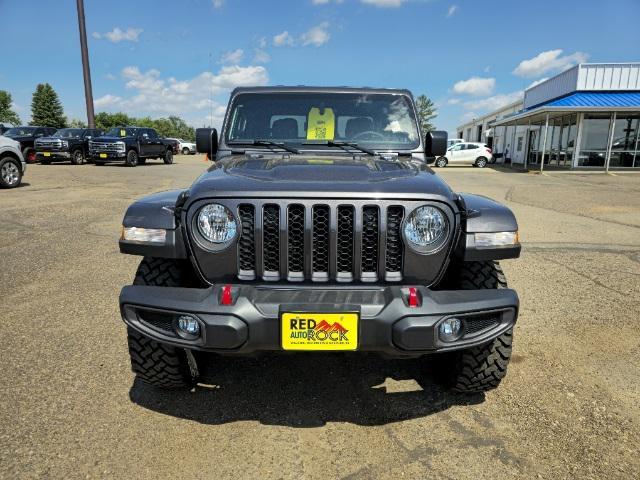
[578,114,612,167]
[517,137,523,151]
[609,114,640,168]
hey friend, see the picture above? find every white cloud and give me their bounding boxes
[361,0,405,6]
[93,64,268,126]
[312,0,331,3]
[253,49,271,64]
[301,22,331,47]
[105,73,116,80]
[513,49,588,78]
[447,98,461,105]
[446,5,458,17]
[220,48,244,64]
[92,27,143,43]
[452,77,495,96]
[212,0,224,7]
[94,94,123,108]
[527,77,549,89]
[463,91,523,112]
[460,111,478,123]
[273,30,294,47]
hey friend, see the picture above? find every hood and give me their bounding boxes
[188,154,456,201]
[0,136,20,148]
[35,136,62,143]
[93,136,132,142]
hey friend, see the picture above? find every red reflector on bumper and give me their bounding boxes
[408,287,420,308]
[221,284,233,305]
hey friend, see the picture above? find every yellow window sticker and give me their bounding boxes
[120,129,126,137]
[306,107,335,140]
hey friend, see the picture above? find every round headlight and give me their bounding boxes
[197,204,237,243]
[404,206,447,250]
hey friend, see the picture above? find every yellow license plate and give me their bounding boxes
[99,153,107,158]
[281,312,359,351]
[43,152,51,157]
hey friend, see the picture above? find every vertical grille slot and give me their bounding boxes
[287,204,305,280]
[385,206,404,281]
[238,204,256,279]
[262,204,280,279]
[361,206,379,280]
[336,205,355,281]
[312,205,330,281]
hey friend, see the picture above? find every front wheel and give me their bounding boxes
[0,157,22,188]
[182,147,190,155]
[71,149,85,165]
[23,148,36,164]
[433,261,514,393]
[435,157,448,168]
[125,149,139,167]
[475,156,488,168]
[127,257,200,389]
[163,149,174,164]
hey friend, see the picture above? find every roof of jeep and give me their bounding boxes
[230,86,413,96]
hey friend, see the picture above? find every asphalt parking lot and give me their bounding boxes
[1,157,639,479]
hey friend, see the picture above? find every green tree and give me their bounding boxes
[94,111,195,140]
[0,90,21,125]
[30,83,67,128]
[68,118,87,128]
[94,112,133,130]
[415,94,437,134]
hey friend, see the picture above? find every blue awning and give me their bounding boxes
[538,91,640,109]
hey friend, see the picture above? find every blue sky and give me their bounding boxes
[1,0,639,133]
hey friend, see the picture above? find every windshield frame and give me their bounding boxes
[53,128,84,139]
[105,127,140,138]
[220,90,424,154]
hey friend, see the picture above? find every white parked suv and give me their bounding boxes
[0,135,26,188]
[167,138,196,155]
[435,142,493,168]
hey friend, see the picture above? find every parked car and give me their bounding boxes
[118,86,521,395]
[435,142,493,168]
[167,138,197,155]
[447,138,464,148]
[35,128,104,165]
[3,126,58,163]
[88,127,175,167]
[0,135,26,188]
[0,122,14,135]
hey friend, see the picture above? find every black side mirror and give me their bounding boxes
[196,128,218,160]
[425,130,448,158]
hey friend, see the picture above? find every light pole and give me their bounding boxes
[76,0,95,128]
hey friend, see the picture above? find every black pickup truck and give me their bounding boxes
[35,128,104,165]
[3,126,58,163]
[89,126,174,167]
[118,86,521,394]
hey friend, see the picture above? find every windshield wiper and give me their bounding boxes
[228,139,299,154]
[305,140,376,156]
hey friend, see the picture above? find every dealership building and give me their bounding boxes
[456,62,640,170]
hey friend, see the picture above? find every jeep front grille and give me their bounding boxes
[236,201,405,283]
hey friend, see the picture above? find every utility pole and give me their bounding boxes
[76,0,95,128]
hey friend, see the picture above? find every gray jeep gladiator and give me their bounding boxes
[119,86,520,393]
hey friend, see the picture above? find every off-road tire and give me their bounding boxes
[163,149,174,164]
[435,261,513,393]
[126,257,199,389]
[71,149,85,165]
[125,149,139,167]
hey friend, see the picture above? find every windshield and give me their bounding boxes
[53,128,83,139]
[225,92,420,150]
[4,127,37,136]
[106,127,139,137]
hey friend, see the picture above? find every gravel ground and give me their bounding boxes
[1,157,639,479]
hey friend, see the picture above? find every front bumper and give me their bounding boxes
[36,151,70,160]
[90,151,126,161]
[120,285,518,356]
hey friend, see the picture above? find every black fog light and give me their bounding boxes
[438,317,462,342]
[176,315,201,340]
